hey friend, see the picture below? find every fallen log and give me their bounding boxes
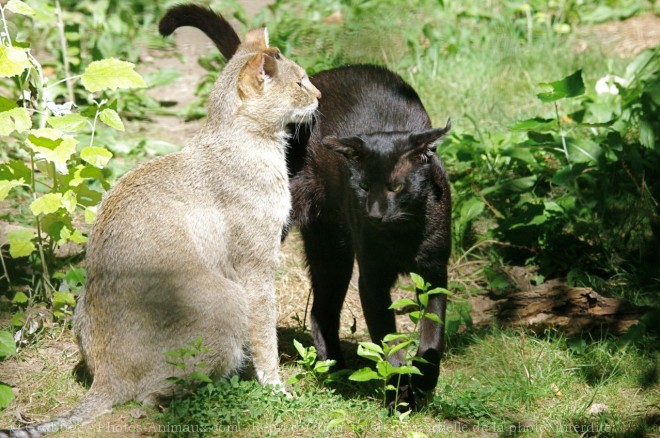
[468,274,651,335]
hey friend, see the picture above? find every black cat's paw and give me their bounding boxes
[411,362,439,392]
[385,378,416,414]
[412,350,441,391]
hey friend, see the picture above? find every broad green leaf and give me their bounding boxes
[410,273,426,290]
[348,367,381,382]
[27,129,77,173]
[81,58,146,93]
[387,340,413,358]
[377,361,395,377]
[80,146,112,169]
[510,117,556,132]
[47,113,88,132]
[0,331,16,357]
[427,287,452,296]
[190,371,212,383]
[53,291,76,307]
[424,312,442,323]
[84,206,97,224]
[537,70,585,102]
[27,127,63,148]
[507,176,537,192]
[0,160,31,183]
[99,108,124,131]
[407,431,428,438]
[293,339,306,358]
[356,342,383,362]
[566,137,602,163]
[0,384,15,409]
[409,310,422,324]
[6,0,35,16]
[0,179,24,201]
[59,227,87,245]
[383,333,408,343]
[7,229,35,258]
[69,164,102,187]
[389,298,417,310]
[64,267,86,287]
[0,107,31,136]
[11,311,24,327]
[30,193,63,216]
[0,45,30,78]
[0,96,17,111]
[313,359,336,374]
[286,373,304,385]
[61,190,77,214]
[639,119,655,150]
[357,341,383,355]
[12,291,29,304]
[419,292,429,308]
[70,229,88,244]
[391,365,423,376]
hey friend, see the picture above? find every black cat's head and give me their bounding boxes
[322,119,451,225]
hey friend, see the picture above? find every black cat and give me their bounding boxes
[291,65,452,404]
[159,5,452,406]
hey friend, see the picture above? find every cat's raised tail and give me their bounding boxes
[159,4,241,60]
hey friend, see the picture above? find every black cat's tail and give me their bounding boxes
[159,4,241,60]
[0,390,113,437]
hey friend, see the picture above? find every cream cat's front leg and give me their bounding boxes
[243,272,283,387]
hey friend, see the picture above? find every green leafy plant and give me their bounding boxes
[0,1,146,311]
[0,330,16,409]
[447,46,660,303]
[349,273,451,412]
[287,339,336,386]
[165,337,213,396]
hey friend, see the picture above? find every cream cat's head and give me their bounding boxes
[229,28,320,130]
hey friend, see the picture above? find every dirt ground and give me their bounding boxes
[1,5,659,437]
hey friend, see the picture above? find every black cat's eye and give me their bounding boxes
[390,183,404,193]
[359,181,369,192]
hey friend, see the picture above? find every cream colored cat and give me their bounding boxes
[2,27,320,437]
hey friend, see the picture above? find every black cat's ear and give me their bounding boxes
[322,136,365,160]
[408,118,452,158]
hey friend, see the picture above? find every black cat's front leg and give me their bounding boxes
[302,225,354,367]
[356,264,408,410]
[357,265,398,350]
[412,267,448,392]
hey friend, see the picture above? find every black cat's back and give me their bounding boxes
[309,65,432,138]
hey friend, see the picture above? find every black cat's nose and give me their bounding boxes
[367,203,384,222]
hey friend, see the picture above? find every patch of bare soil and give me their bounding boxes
[575,14,660,57]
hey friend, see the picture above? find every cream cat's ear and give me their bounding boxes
[242,27,269,51]
[237,48,280,99]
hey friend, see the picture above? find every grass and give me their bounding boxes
[156,324,658,437]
